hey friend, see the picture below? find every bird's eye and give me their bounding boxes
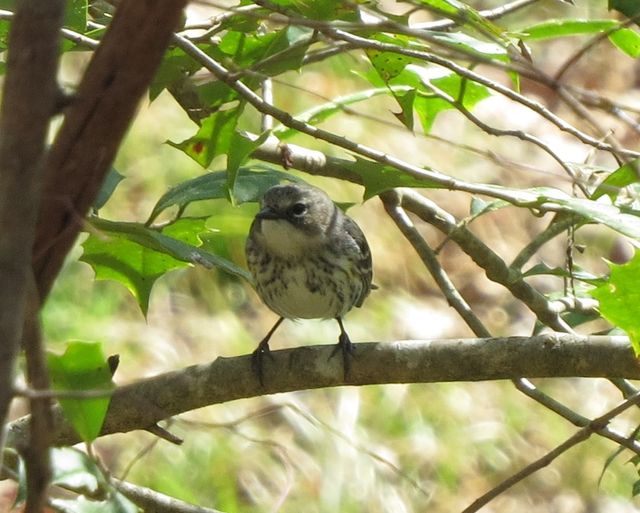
[290,203,307,216]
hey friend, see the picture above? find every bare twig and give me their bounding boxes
[510,214,580,270]
[397,189,569,330]
[462,390,640,513]
[382,191,490,338]
[174,34,633,208]
[113,479,227,513]
[22,272,54,513]
[419,79,588,195]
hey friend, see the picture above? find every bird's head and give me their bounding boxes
[252,183,338,255]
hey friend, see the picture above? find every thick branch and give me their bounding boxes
[32,0,188,301]
[5,335,638,450]
[0,0,64,480]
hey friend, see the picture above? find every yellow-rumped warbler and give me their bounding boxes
[246,182,373,383]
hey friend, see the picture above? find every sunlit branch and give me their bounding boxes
[397,189,570,330]
[5,334,639,451]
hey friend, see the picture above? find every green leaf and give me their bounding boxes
[345,157,442,200]
[167,107,244,168]
[274,86,413,139]
[590,251,640,354]
[47,342,114,443]
[147,166,300,224]
[424,31,509,60]
[150,46,205,101]
[414,0,511,43]
[366,48,414,82]
[561,309,602,330]
[592,160,640,200]
[535,190,640,240]
[194,80,238,111]
[267,0,359,21]
[519,19,619,40]
[219,26,312,74]
[609,27,640,57]
[81,216,252,314]
[227,132,271,204]
[65,0,87,33]
[81,218,203,315]
[407,68,492,133]
[16,448,137,511]
[94,168,124,211]
[50,447,103,494]
[254,26,313,76]
[469,196,509,217]
[522,262,601,284]
[473,184,640,240]
[59,0,88,52]
[370,65,492,133]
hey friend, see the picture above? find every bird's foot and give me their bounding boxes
[330,331,355,380]
[252,342,275,387]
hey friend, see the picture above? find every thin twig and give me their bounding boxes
[173,34,631,208]
[554,17,640,81]
[510,214,580,270]
[461,390,640,513]
[412,0,542,30]
[323,27,639,159]
[419,78,588,195]
[398,189,569,330]
[382,191,490,338]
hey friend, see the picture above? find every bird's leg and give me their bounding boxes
[252,317,284,386]
[330,317,355,380]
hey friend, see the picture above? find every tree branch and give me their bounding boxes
[462,389,640,513]
[31,0,188,302]
[0,0,65,490]
[4,335,638,450]
[113,479,226,513]
[397,189,570,331]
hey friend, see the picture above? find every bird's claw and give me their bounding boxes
[252,343,274,387]
[329,332,355,380]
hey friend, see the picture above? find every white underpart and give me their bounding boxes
[260,218,320,257]
[258,219,345,319]
[271,266,339,319]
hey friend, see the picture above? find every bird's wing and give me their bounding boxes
[342,215,373,307]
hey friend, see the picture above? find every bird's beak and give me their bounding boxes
[256,206,282,220]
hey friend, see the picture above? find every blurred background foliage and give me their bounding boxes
[3,0,640,511]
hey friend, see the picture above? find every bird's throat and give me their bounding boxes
[259,219,315,258]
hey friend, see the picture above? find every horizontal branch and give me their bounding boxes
[5,334,638,450]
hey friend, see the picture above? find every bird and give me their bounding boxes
[245,182,373,384]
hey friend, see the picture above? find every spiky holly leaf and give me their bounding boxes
[590,251,640,354]
[47,342,114,442]
[81,217,250,316]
